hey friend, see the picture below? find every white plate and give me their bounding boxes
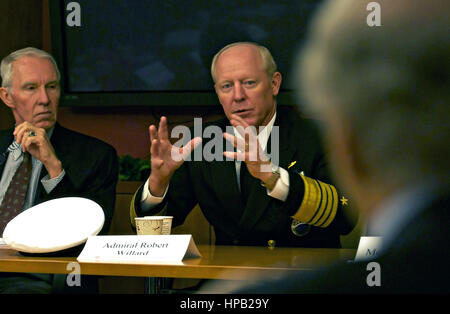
[2,197,104,253]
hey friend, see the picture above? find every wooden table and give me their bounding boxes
[0,245,355,281]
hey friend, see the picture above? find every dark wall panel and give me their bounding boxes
[0,0,43,130]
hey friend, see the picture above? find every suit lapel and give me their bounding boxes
[208,120,243,222]
[238,111,297,231]
[0,129,14,177]
[210,159,243,221]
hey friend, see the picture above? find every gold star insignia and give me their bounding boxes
[340,196,348,206]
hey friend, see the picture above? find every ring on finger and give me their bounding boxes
[28,131,36,137]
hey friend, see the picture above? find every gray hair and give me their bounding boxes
[298,0,450,187]
[1,47,61,88]
[211,42,278,82]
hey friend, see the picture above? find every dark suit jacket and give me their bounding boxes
[0,123,118,293]
[232,189,450,294]
[133,107,355,248]
[0,123,118,235]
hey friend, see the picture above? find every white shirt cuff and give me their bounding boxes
[266,167,289,201]
[141,179,168,211]
[41,169,66,194]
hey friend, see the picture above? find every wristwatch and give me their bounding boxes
[261,163,281,190]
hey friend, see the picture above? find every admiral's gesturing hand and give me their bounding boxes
[223,114,275,186]
[147,116,202,197]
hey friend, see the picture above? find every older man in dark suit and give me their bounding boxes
[0,47,118,293]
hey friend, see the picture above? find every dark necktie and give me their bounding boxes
[240,162,257,206]
[0,152,32,233]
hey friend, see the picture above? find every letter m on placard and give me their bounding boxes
[366,248,377,256]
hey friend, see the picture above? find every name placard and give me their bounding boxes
[354,236,383,261]
[77,234,201,264]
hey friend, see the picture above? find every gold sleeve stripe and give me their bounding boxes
[292,175,319,223]
[314,182,333,226]
[292,174,339,228]
[129,189,139,228]
[320,184,338,228]
[308,180,327,225]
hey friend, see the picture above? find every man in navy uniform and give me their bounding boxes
[131,42,357,249]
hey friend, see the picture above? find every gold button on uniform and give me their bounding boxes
[267,240,276,248]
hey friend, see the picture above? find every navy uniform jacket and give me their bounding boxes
[131,106,356,248]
